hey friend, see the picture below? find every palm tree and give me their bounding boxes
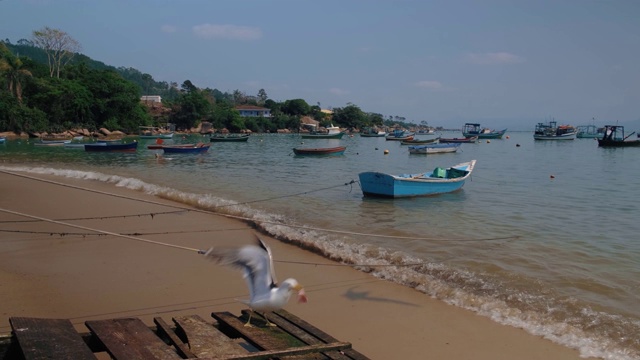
[0,47,32,104]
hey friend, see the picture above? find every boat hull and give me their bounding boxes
[358,160,476,198]
[597,139,640,147]
[533,132,577,140]
[209,134,250,142]
[293,146,346,156]
[162,144,210,153]
[408,143,461,154]
[439,136,478,143]
[300,132,345,139]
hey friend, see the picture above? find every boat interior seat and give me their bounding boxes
[432,167,446,178]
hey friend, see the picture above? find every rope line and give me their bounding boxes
[0,208,201,253]
[0,210,188,223]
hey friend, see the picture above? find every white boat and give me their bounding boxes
[533,120,577,140]
[139,126,174,139]
[408,143,461,154]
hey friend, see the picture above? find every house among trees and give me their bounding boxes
[235,105,271,117]
[141,95,162,103]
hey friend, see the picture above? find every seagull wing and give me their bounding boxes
[204,237,276,302]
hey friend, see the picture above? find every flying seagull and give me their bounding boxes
[203,236,307,327]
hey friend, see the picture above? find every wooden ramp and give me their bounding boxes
[1,310,369,360]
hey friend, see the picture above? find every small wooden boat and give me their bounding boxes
[138,126,174,139]
[209,133,250,142]
[360,127,387,137]
[400,137,440,145]
[462,123,507,139]
[301,124,345,139]
[597,125,640,147]
[34,139,72,146]
[85,141,138,152]
[293,145,346,156]
[533,120,577,140]
[162,142,210,154]
[358,160,476,198]
[408,143,461,154]
[385,130,414,141]
[439,136,478,143]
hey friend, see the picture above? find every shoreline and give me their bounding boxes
[0,169,591,359]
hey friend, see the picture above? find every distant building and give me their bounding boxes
[141,95,162,103]
[235,105,271,117]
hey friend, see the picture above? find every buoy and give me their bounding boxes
[550,175,555,179]
[384,149,389,155]
[375,147,379,150]
[506,135,510,139]
[516,143,521,147]
[487,140,491,143]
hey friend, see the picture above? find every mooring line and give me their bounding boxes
[0,208,202,253]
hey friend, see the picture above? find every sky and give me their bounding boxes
[1,0,639,130]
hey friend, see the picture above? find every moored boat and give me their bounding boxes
[85,141,138,152]
[462,123,506,139]
[400,137,440,145]
[358,160,476,198]
[597,125,640,147]
[385,129,414,141]
[576,125,605,139]
[301,124,345,139]
[162,142,210,154]
[138,126,174,139]
[408,142,461,154]
[292,145,346,156]
[209,133,250,142]
[533,120,577,140]
[34,139,72,146]
[439,136,478,143]
[360,127,387,137]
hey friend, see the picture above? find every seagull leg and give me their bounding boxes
[244,311,254,327]
[263,312,277,327]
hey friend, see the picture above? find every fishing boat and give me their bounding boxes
[462,123,507,139]
[138,126,174,139]
[360,127,387,137]
[358,160,476,198]
[408,143,461,154]
[301,124,345,139]
[439,136,478,143]
[385,129,414,141]
[0,137,6,144]
[84,141,138,152]
[162,142,210,154]
[597,125,640,147]
[576,125,605,139]
[209,133,250,142]
[400,137,440,145]
[533,120,577,140]
[292,145,347,156]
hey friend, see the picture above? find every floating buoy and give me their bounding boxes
[487,140,491,143]
[550,175,555,179]
[384,149,390,155]
[375,147,379,150]
[506,135,510,139]
[516,143,521,147]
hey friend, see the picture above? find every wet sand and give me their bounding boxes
[0,170,590,359]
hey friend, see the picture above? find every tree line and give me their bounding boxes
[1,27,420,135]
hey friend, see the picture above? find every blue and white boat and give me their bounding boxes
[358,160,476,198]
[408,142,461,154]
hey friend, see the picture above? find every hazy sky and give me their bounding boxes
[2,0,639,130]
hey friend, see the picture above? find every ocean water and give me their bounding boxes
[1,131,639,359]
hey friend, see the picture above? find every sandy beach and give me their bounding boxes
[0,169,590,359]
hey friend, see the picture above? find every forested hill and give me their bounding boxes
[6,42,179,101]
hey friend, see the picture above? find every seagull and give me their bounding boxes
[203,236,307,327]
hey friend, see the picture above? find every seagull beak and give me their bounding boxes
[292,284,308,303]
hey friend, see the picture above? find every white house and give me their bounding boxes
[235,105,271,117]
[141,95,162,103]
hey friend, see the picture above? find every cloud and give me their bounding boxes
[329,88,350,96]
[192,24,262,40]
[161,25,177,33]
[465,52,524,65]
[415,80,443,89]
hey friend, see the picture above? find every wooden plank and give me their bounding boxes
[212,311,299,352]
[9,317,96,360]
[273,311,371,360]
[173,315,247,358]
[85,318,181,360]
[243,311,350,360]
[196,342,353,360]
[153,317,196,359]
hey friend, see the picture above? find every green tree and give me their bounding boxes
[0,44,33,104]
[282,99,310,116]
[257,88,267,104]
[332,103,366,129]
